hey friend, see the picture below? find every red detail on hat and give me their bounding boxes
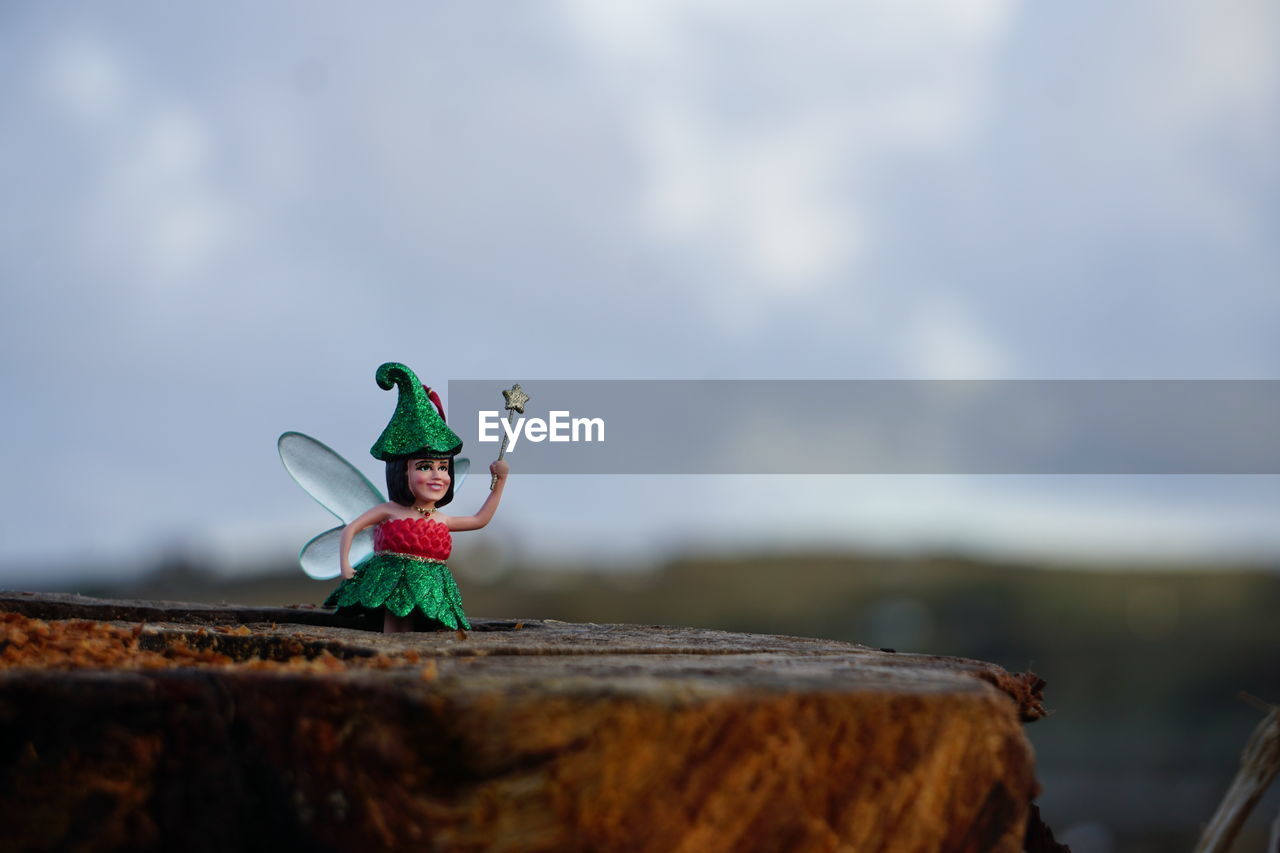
[424,386,447,422]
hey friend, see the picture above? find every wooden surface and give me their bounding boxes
[0,591,1046,852]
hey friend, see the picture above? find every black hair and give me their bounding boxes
[386,455,456,509]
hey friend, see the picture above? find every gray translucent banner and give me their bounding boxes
[446,381,1280,474]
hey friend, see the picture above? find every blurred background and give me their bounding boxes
[2,2,1277,850]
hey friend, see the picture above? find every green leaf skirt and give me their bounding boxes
[324,553,471,630]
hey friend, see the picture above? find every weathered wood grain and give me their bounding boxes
[0,591,1044,852]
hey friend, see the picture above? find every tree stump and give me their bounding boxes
[0,591,1045,852]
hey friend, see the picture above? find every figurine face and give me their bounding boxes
[408,458,451,506]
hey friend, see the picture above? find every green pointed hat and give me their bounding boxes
[369,362,463,460]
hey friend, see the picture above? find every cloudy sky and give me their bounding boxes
[2,1,1277,581]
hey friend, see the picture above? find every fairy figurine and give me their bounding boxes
[278,362,508,633]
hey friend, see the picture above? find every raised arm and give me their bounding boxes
[340,503,396,579]
[447,460,509,532]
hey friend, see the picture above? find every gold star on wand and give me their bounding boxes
[503,384,530,414]
[492,383,530,489]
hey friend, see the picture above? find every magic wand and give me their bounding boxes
[492,383,529,489]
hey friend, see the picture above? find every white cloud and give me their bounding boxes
[1153,0,1280,243]
[557,0,1019,297]
[639,106,859,288]
[82,107,240,287]
[903,296,1010,378]
[1155,0,1278,136]
[140,111,212,177]
[43,37,125,122]
[36,36,276,293]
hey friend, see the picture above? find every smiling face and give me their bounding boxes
[407,457,451,507]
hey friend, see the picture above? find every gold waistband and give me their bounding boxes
[373,551,447,566]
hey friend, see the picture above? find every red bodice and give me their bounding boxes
[373,517,452,561]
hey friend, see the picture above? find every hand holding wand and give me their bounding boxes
[492,383,529,490]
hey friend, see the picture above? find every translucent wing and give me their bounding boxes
[278,431,384,523]
[299,525,374,580]
[278,431,384,579]
[453,457,470,493]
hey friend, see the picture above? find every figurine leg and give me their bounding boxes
[383,610,416,633]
